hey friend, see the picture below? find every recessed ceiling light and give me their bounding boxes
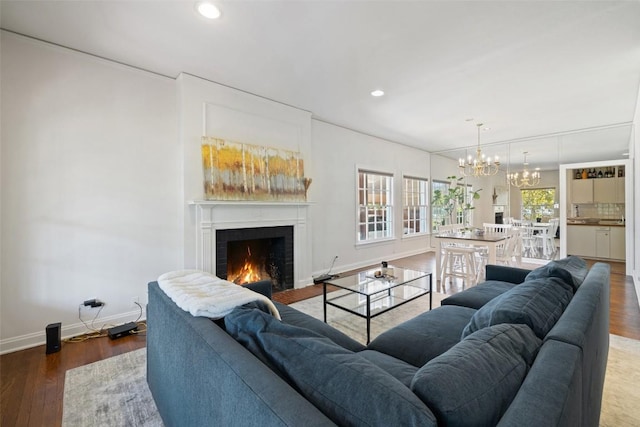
[196,1,221,19]
[371,89,384,97]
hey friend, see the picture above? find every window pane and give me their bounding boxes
[357,170,394,242]
[403,176,428,235]
[521,188,557,221]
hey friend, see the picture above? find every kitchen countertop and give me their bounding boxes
[566,221,625,227]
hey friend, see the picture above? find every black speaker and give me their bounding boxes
[46,322,61,354]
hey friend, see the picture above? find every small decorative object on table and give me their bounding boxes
[371,262,396,280]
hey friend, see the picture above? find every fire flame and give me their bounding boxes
[230,247,263,285]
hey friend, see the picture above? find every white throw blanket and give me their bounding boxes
[157,270,281,320]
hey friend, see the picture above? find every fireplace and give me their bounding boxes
[190,201,311,289]
[216,226,294,291]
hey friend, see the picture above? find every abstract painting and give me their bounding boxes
[201,136,311,201]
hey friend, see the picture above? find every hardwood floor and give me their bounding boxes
[1,253,638,427]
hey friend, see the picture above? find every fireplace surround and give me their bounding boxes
[216,226,294,290]
[190,201,311,289]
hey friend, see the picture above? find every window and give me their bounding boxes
[403,176,428,235]
[521,188,557,221]
[357,170,393,242]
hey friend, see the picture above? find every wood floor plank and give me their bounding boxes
[1,253,638,426]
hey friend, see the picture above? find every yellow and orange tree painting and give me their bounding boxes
[202,136,311,201]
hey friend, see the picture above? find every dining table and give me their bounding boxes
[433,231,512,282]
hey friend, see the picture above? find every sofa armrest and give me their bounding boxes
[242,280,272,300]
[485,265,530,284]
[497,340,583,426]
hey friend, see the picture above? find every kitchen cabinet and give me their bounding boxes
[595,227,610,258]
[610,227,626,260]
[567,225,596,257]
[567,224,625,260]
[571,179,593,203]
[593,179,616,203]
[593,177,625,203]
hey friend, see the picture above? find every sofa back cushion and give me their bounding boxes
[225,306,437,427]
[526,256,588,291]
[411,323,541,426]
[462,277,573,339]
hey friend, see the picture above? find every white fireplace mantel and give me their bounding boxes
[189,200,312,288]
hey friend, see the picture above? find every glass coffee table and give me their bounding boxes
[324,267,432,344]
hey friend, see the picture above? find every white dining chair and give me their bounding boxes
[483,223,513,234]
[474,227,521,281]
[496,228,521,266]
[535,218,559,258]
[518,222,537,258]
[437,224,478,289]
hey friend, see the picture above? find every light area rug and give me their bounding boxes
[600,334,640,426]
[62,348,163,427]
[62,294,640,426]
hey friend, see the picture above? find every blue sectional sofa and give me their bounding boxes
[147,257,610,426]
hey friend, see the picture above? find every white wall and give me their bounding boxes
[310,120,430,274]
[0,33,181,353]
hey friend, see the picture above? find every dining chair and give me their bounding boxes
[474,227,521,282]
[535,218,559,258]
[483,223,513,234]
[496,228,521,266]
[437,224,478,289]
[518,222,537,258]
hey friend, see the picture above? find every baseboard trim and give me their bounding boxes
[0,310,146,355]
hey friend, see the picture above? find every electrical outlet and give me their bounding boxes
[83,298,104,308]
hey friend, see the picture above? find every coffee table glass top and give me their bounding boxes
[323,266,432,343]
[325,267,428,295]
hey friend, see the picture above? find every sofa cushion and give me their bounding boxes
[357,350,418,387]
[274,302,365,352]
[441,280,517,309]
[462,277,573,339]
[524,263,576,293]
[368,305,477,367]
[225,306,437,427]
[526,256,588,291]
[411,323,541,426]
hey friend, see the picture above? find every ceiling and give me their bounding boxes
[2,0,640,170]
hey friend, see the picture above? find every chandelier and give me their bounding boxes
[508,152,541,187]
[458,123,500,177]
